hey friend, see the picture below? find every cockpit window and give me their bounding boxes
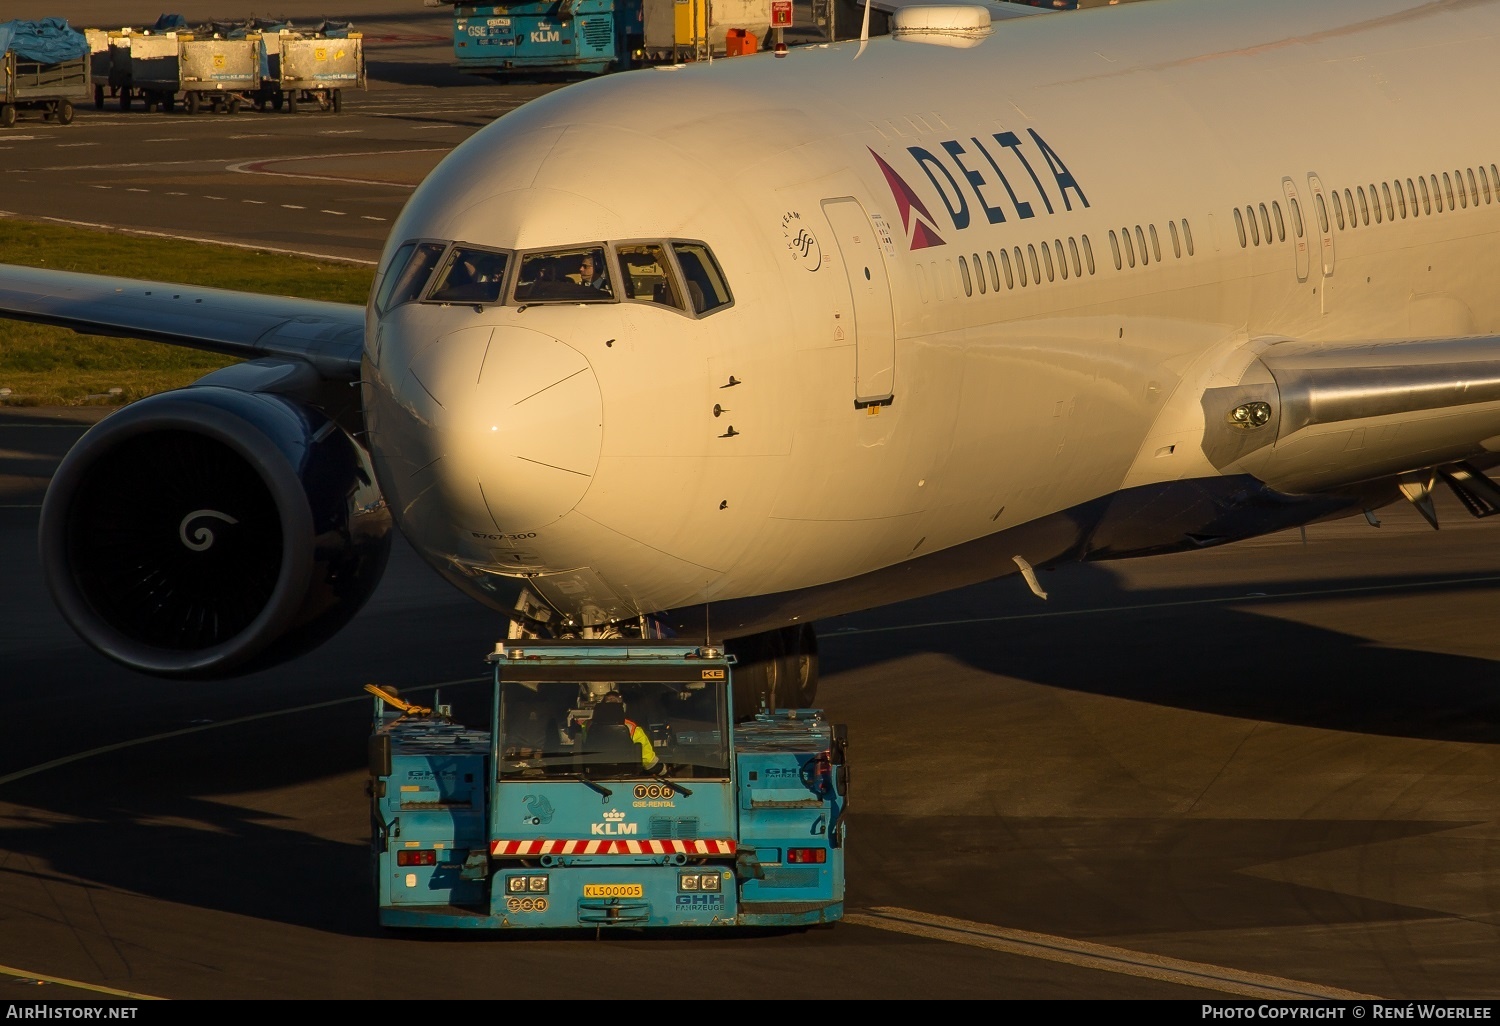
[616,242,684,310]
[671,242,732,314]
[375,241,446,315]
[428,246,508,305]
[514,246,613,303]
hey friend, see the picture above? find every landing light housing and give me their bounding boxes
[1227,401,1273,429]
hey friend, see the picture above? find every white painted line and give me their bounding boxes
[224,148,441,188]
[0,676,486,787]
[319,129,363,135]
[845,908,1381,1000]
[321,210,346,215]
[204,195,225,200]
[124,188,148,193]
[0,209,377,266]
[54,142,98,148]
[243,199,265,205]
[165,191,186,196]
[89,184,111,190]
[282,204,305,210]
[361,215,386,221]
[0,964,163,1001]
[143,137,186,142]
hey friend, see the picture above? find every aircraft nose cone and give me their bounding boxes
[406,325,601,533]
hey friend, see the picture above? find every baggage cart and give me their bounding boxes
[91,30,134,109]
[86,27,110,108]
[119,30,181,112]
[1,18,89,126]
[179,32,261,114]
[1,49,88,128]
[275,30,363,113]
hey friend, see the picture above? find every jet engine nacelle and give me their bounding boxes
[39,386,392,677]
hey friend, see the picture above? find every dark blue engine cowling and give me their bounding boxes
[38,386,392,677]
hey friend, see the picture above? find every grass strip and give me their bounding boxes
[0,219,373,406]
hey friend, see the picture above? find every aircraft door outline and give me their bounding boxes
[1306,172,1336,278]
[1280,176,1310,283]
[822,196,896,407]
[1305,172,1336,316]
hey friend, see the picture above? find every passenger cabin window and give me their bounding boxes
[376,241,447,314]
[516,246,613,303]
[429,246,508,305]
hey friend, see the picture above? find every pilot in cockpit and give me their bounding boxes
[578,251,610,294]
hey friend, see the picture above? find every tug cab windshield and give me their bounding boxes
[498,677,729,781]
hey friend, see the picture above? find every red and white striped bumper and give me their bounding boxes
[490,838,737,856]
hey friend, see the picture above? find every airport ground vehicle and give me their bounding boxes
[367,640,847,930]
[84,21,362,114]
[269,28,364,114]
[178,32,262,114]
[445,0,771,79]
[0,19,89,127]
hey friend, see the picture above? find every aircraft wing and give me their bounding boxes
[1202,334,1500,501]
[0,263,365,381]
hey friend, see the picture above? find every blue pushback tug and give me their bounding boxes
[368,640,847,930]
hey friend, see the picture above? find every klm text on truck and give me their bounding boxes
[448,0,642,79]
[367,640,848,930]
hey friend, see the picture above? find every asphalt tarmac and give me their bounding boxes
[0,2,1498,1004]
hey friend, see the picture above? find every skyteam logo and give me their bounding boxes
[870,129,1089,252]
[869,147,947,250]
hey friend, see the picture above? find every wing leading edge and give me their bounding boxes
[0,263,365,381]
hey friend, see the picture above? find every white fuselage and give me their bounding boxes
[360,0,1500,634]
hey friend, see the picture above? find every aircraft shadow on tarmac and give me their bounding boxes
[819,559,1500,746]
[0,562,1495,940]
